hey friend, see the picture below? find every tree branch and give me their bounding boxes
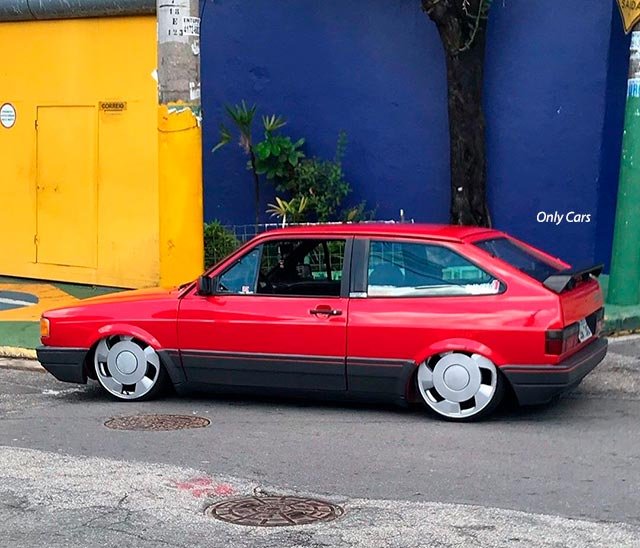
[421,0,450,24]
[423,0,490,55]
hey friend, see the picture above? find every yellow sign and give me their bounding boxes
[617,0,640,34]
[99,101,127,112]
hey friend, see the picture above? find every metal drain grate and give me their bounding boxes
[104,414,210,431]
[205,495,344,527]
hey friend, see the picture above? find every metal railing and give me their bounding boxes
[222,219,412,245]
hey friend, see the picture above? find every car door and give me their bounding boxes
[177,236,352,392]
[346,237,505,400]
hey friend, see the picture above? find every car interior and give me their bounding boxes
[258,239,343,297]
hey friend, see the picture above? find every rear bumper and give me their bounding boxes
[36,346,88,384]
[501,337,608,406]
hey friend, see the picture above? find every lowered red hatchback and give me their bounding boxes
[37,224,606,421]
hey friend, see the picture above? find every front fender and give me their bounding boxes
[91,323,186,385]
[95,323,163,349]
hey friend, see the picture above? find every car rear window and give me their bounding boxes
[474,237,563,283]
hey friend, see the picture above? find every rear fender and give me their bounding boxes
[402,340,506,403]
[415,338,506,367]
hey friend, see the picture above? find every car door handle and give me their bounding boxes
[310,307,342,317]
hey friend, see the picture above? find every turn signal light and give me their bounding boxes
[40,317,50,339]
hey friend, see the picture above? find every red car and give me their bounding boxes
[37,224,606,421]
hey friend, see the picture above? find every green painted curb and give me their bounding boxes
[604,304,640,335]
[0,321,40,350]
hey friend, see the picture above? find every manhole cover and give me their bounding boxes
[104,414,210,431]
[205,495,344,527]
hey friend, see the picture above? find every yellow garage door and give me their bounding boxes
[36,106,97,268]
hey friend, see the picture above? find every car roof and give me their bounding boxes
[255,223,503,243]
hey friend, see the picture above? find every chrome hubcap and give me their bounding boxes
[94,336,160,400]
[115,351,137,375]
[417,352,497,418]
[443,364,470,391]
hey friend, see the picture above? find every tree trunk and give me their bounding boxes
[422,0,491,227]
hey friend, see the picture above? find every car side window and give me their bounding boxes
[257,239,346,297]
[367,240,501,297]
[217,248,261,294]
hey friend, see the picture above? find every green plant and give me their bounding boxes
[213,101,264,224]
[276,132,352,222]
[213,104,306,225]
[214,102,362,225]
[342,201,376,222]
[266,196,309,224]
[203,221,240,267]
[254,122,305,181]
[212,101,256,154]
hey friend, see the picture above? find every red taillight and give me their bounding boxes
[546,324,580,355]
[547,308,604,355]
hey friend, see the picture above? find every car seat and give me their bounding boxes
[369,263,405,287]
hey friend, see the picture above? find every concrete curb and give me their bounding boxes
[0,346,37,359]
[0,356,44,373]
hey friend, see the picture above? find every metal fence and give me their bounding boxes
[204,217,415,267]
[222,219,412,244]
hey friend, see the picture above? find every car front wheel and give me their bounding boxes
[93,335,168,401]
[416,352,504,421]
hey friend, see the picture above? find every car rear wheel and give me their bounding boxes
[416,352,504,421]
[94,335,167,401]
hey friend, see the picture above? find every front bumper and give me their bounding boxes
[501,337,608,405]
[36,346,89,384]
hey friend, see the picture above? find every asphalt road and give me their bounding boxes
[1,336,640,547]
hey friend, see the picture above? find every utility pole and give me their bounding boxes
[609,5,640,305]
[157,0,200,105]
[156,0,204,286]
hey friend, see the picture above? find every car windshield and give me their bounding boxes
[474,237,563,283]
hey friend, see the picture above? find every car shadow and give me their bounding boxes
[48,379,598,424]
[177,387,413,418]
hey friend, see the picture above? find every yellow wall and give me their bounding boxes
[0,16,162,288]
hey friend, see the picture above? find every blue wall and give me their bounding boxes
[201,0,628,270]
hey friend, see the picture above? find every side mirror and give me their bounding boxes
[197,275,215,296]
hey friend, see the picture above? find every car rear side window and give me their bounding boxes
[474,237,562,283]
[367,241,501,297]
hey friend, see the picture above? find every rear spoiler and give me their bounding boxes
[543,264,604,293]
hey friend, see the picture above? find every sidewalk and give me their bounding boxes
[0,276,123,354]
